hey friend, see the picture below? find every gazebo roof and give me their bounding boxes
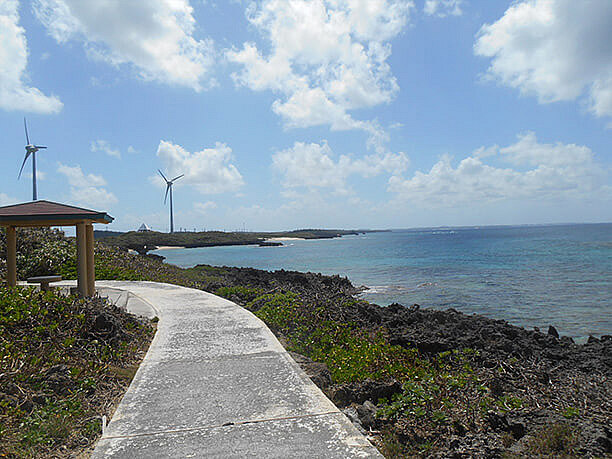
[0,200,113,227]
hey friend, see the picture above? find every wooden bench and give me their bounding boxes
[27,275,63,291]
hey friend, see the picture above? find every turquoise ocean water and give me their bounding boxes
[152,224,611,340]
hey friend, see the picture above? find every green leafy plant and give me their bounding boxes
[562,406,580,419]
[495,395,523,413]
[0,286,154,457]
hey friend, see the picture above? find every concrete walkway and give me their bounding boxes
[85,281,382,458]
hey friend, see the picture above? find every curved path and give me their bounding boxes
[87,281,382,458]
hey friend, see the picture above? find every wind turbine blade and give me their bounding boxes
[34,145,47,149]
[24,117,30,145]
[18,152,30,179]
[158,169,168,182]
[164,184,171,204]
[171,173,184,182]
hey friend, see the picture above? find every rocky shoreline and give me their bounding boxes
[214,266,611,457]
[335,303,611,457]
[95,228,385,255]
[3,228,608,457]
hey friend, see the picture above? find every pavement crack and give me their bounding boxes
[101,411,340,440]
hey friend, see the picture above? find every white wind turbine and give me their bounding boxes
[18,118,47,201]
[158,170,184,233]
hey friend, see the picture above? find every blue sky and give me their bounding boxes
[0,0,610,231]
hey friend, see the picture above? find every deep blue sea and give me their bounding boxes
[152,224,612,341]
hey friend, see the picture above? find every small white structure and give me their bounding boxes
[138,223,152,232]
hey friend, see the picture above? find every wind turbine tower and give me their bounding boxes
[19,118,47,201]
[158,170,184,233]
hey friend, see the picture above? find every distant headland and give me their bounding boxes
[94,228,389,255]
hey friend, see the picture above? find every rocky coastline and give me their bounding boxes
[214,266,611,457]
[1,229,609,457]
[95,228,386,255]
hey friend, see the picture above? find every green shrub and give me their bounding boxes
[379,430,405,458]
[562,406,579,419]
[216,286,264,303]
[243,293,418,383]
[0,286,154,457]
[0,228,75,281]
[495,395,523,413]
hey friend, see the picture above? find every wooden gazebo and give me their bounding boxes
[0,200,114,296]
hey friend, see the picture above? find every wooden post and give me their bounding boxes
[86,224,95,296]
[6,226,17,287]
[76,222,88,296]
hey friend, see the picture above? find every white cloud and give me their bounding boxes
[227,188,390,230]
[25,170,47,181]
[0,0,63,113]
[0,193,19,206]
[475,0,612,120]
[156,140,244,194]
[273,142,348,193]
[352,150,410,177]
[57,163,117,208]
[33,0,216,91]
[227,0,413,147]
[272,141,409,195]
[127,145,138,154]
[424,0,463,17]
[388,132,609,206]
[90,139,120,158]
[57,164,106,188]
[194,201,217,214]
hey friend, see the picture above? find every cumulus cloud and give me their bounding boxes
[57,163,117,208]
[0,193,19,206]
[90,139,120,158]
[33,0,216,91]
[424,0,463,17]
[388,132,609,206]
[25,170,47,181]
[194,201,217,214]
[227,0,413,148]
[156,140,244,194]
[475,0,612,120]
[272,141,409,195]
[0,0,63,113]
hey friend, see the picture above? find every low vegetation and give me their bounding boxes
[1,228,609,457]
[0,286,154,457]
[524,423,579,457]
[94,228,375,254]
[215,288,518,456]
